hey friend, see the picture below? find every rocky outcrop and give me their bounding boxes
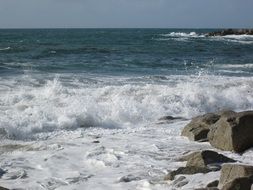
[218,164,253,188]
[181,113,220,142]
[164,166,212,181]
[207,29,253,36]
[184,150,235,168]
[208,111,253,153]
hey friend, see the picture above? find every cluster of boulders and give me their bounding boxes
[165,110,253,190]
[207,29,253,36]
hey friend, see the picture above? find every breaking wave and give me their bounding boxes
[0,74,252,140]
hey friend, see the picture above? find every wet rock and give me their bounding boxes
[164,166,212,181]
[185,150,235,168]
[218,164,253,188]
[172,176,189,188]
[0,186,9,190]
[157,115,184,124]
[207,29,253,36]
[221,176,253,190]
[181,113,220,142]
[206,180,219,187]
[118,174,141,183]
[158,116,184,121]
[208,111,253,152]
[0,168,6,177]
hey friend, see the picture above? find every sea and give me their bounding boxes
[0,29,253,189]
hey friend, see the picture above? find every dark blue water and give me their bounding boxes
[1,29,253,77]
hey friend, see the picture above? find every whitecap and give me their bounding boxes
[0,47,11,51]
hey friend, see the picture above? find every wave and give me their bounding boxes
[157,32,253,44]
[216,63,253,69]
[160,32,204,38]
[210,35,253,44]
[0,47,11,51]
[0,74,252,140]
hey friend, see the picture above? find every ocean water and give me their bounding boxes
[0,29,253,189]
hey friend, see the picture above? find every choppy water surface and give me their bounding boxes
[0,29,253,190]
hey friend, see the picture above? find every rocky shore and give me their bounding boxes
[164,110,253,190]
[207,29,253,36]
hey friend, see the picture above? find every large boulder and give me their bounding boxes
[208,111,253,152]
[218,164,253,188]
[185,150,235,168]
[181,113,221,142]
[221,176,253,190]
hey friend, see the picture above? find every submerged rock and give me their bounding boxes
[208,111,253,152]
[218,164,253,188]
[118,174,141,183]
[158,116,183,121]
[185,150,235,168]
[157,115,185,124]
[164,166,212,181]
[181,113,220,142]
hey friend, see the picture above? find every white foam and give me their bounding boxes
[0,47,11,51]
[160,32,203,38]
[0,74,252,140]
[210,34,253,44]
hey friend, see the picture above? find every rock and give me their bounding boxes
[185,150,235,168]
[0,187,9,190]
[0,168,6,177]
[172,176,189,188]
[157,115,185,124]
[182,113,220,142]
[195,188,219,190]
[118,174,141,183]
[219,164,253,188]
[207,29,253,36]
[92,140,100,143]
[207,180,219,187]
[158,116,183,121]
[164,166,212,181]
[208,111,253,152]
[221,176,253,190]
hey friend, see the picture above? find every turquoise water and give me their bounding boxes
[0,29,253,76]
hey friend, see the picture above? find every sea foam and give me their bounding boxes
[0,74,252,140]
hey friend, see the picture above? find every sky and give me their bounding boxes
[0,0,252,28]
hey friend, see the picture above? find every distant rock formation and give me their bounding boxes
[207,29,253,36]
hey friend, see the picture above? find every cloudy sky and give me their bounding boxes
[0,0,252,28]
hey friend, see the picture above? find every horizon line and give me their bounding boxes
[0,27,252,30]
